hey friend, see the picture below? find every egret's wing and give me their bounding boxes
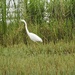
[29,33,42,42]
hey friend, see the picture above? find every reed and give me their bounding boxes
[0,0,75,45]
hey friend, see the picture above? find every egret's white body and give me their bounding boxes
[21,19,43,42]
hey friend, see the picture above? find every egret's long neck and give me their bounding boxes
[24,21,29,35]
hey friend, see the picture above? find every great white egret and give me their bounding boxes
[21,19,43,42]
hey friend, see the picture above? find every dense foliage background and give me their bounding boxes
[0,0,75,46]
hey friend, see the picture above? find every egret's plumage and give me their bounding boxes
[21,19,43,42]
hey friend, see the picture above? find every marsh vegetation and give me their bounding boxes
[0,0,75,75]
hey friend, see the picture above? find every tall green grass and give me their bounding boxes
[0,41,75,75]
[0,0,75,46]
[1,0,7,34]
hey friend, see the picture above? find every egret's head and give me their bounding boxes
[21,19,27,26]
